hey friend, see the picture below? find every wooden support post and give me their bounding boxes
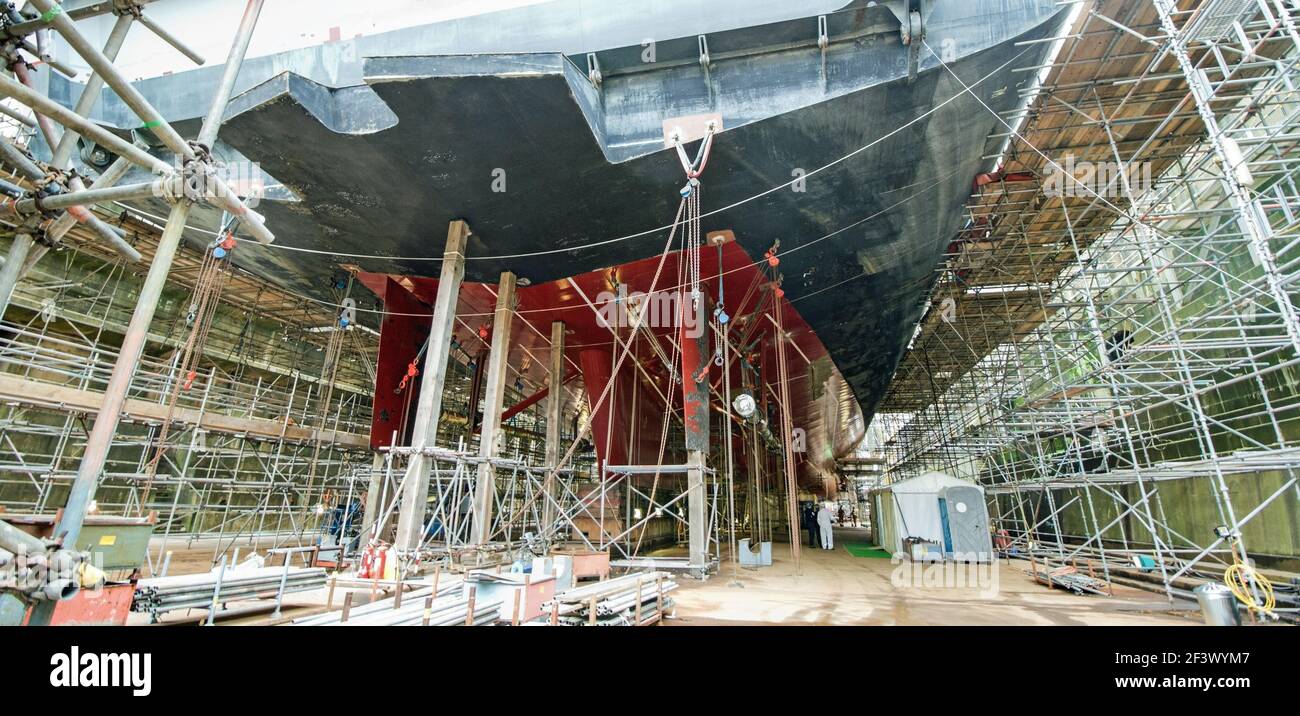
[634,578,643,625]
[422,596,434,626]
[542,320,566,535]
[465,585,477,626]
[360,452,384,541]
[656,575,664,622]
[341,592,353,623]
[512,575,529,626]
[472,271,517,546]
[588,596,597,626]
[395,221,470,554]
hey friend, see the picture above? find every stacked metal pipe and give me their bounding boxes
[293,577,466,626]
[132,566,327,616]
[547,571,678,625]
[293,578,498,626]
[321,594,498,626]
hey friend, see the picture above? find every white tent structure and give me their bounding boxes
[871,472,993,561]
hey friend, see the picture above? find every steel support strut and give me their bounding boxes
[394,221,469,554]
[543,321,566,533]
[472,272,517,547]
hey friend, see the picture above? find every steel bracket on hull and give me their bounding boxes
[697,34,713,98]
[905,12,923,82]
[817,15,829,87]
[885,0,933,83]
[884,0,936,30]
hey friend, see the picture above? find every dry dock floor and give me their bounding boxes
[668,527,1197,626]
[130,528,1201,626]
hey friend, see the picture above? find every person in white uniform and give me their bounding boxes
[816,503,834,550]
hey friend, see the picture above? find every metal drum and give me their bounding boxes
[1194,583,1241,626]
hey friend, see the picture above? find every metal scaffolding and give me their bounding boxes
[0,4,379,575]
[0,222,376,566]
[366,445,725,566]
[874,0,1300,615]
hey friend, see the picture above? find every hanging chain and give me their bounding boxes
[138,231,237,510]
[672,123,716,317]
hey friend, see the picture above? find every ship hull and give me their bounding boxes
[198,2,1067,427]
[41,2,1067,478]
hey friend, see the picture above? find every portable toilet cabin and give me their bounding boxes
[871,472,993,562]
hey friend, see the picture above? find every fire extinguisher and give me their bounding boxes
[359,543,388,579]
[357,545,373,578]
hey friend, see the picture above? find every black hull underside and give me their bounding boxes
[101,4,1068,426]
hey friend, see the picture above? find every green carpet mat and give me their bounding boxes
[844,544,893,559]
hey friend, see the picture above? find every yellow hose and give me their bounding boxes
[1224,560,1275,617]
